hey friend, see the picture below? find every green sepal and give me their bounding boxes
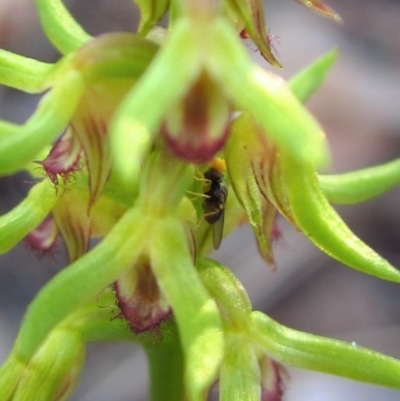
[294,0,343,23]
[319,158,400,204]
[251,311,400,389]
[0,180,56,254]
[110,17,201,185]
[14,207,149,360]
[224,112,286,265]
[0,70,85,175]
[134,0,170,35]
[197,258,252,330]
[11,328,85,401]
[280,152,400,282]
[150,217,224,401]
[207,17,330,168]
[227,0,281,67]
[0,352,25,401]
[35,0,92,54]
[71,33,158,83]
[0,50,53,93]
[220,332,260,401]
[289,49,338,103]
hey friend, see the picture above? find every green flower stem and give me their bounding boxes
[281,152,400,282]
[151,217,223,401]
[0,50,53,92]
[0,70,85,175]
[14,207,149,361]
[110,17,201,185]
[144,323,185,401]
[208,17,329,168]
[251,311,400,389]
[0,180,56,254]
[289,49,338,103]
[319,158,400,204]
[35,0,92,54]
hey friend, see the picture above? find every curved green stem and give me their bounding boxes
[0,50,53,92]
[319,158,400,204]
[0,180,56,254]
[0,69,85,175]
[35,0,92,54]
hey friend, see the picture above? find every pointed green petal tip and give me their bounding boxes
[320,158,400,204]
[289,49,339,103]
[252,311,400,389]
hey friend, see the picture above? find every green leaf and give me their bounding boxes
[0,180,56,254]
[35,0,92,54]
[252,311,400,389]
[208,17,330,168]
[280,152,400,282]
[319,158,400,204]
[289,49,338,103]
[150,217,223,401]
[134,0,170,36]
[0,70,85,175]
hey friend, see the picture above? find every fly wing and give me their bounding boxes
[212,209,224,250]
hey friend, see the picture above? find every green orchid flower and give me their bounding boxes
[1,0,400,401]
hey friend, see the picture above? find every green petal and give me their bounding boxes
[294,0,343,23]
[228,0,281,67]
[207,18,330,168]
[252,311,400,389]
[0,180,56,254]
[319,158,400,204]
[134,0,170,35]
[110,17,202,185]
[14,207,148,360]
[220,332,260,401]
[289,49,338,103]
[0,70,85,175]
[52,189,91,262]
[0,352,25,400]
[225,113,292,264]
[197,258,252,328]
[150,217,223,401]
[72,33,158,83]
[35,0,92,54]
[280,152,400,282]
[0,50,53,93]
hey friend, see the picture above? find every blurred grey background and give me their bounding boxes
[1,0,400,400]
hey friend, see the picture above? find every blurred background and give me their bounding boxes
[1,0,400,400]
